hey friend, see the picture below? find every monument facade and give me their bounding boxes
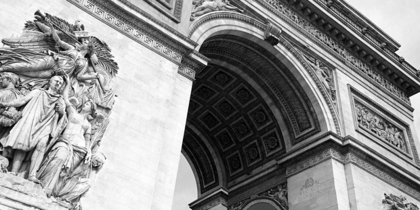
[0,0,419,210]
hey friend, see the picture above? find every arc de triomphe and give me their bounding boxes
[0,0,419,210]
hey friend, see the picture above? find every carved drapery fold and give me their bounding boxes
[0,11,115,209]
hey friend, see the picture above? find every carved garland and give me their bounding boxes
[255,0,410,104]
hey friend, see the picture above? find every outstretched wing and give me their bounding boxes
[3,12,78,52]
[0,48,45,66]
[89,36,119,77]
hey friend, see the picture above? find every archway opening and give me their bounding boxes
[171,155,197,210]
[181,30,326,208]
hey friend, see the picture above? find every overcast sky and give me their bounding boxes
[172,1,420,209]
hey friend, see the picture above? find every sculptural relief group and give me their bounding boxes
[0,10,118,209]
[355,102,407,152]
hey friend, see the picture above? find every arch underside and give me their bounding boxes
[182,34,324,194]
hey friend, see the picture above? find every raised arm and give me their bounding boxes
[76,66,98,81]
[62,74,76,116]
[0,89,37,108]
[47,21,74,51]
[84,124,92,163]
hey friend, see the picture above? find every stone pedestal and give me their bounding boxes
[0,173,70,210]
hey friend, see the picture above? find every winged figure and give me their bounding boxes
[0,10,118,209]
[0,10,118,105]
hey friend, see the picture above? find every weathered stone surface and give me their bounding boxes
[0,173,70,210]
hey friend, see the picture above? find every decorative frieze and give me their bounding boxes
[144,0,184,22]
[190,0,244,21]
[256,0,410,104]
[315,0,419,78]
[68,0,183,63]
[286,148,334,177]
[354,100,408,153]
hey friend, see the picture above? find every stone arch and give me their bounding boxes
[242,198,285,210]
[184,11,341,197]
[189,12,340,137]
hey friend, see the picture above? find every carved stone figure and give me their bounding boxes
[0,10,118,209]
[0,26,95,81]
[191,0,244,20]
[0,72,25,162]
[302,54,336,100]
[0,75,67,182]
[0,155,8,173]
[73,20,85,32]
[382,193,419,210]
[37,75,94,207]
[0,73,24,127]
[355,102,408,153]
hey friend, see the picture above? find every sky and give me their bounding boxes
[171,1,420,209]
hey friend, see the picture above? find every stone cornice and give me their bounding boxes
[67,0,206,80]
[252,0,420,99]
[117,0,190,38]
[324,0,400,50]
[189,188,229,210]
[252,0,412,104]
[179,50,209,80]
[312,0,419,89]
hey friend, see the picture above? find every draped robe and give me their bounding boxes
[1,89,67,151]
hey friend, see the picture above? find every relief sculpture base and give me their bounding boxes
[0,173,70,210]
